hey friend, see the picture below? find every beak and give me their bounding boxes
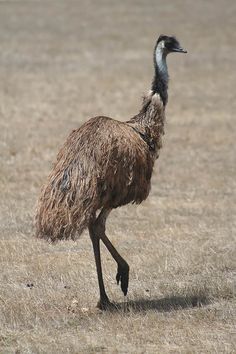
[172,47,187,53]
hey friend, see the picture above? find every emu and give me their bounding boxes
[36,35,187,310]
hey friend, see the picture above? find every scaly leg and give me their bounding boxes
[89,220,111,310]
[96,209,130,296]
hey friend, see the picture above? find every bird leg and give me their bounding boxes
[101,232,129,296]
[89,220,111,310]
[96,209,130,297]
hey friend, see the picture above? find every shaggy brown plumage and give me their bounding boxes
[35,35,186,309]
[36,92,163,241]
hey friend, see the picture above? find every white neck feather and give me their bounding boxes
[155,41,168,83]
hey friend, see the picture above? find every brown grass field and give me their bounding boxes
[0,0,235,353]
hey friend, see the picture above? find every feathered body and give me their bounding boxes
[36,92,165,241]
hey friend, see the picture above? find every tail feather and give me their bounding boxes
[35,159,98,241]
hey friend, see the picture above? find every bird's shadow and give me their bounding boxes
[110,294,210,313]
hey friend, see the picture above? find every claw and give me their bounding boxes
[116,263,129,296]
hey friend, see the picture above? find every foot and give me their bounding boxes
[96,297,116,311]
[116,263,129,296]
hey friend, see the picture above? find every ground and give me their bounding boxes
[0,0,235,353]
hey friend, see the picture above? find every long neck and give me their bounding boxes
[129,46,168,128]
[127,45,168,156]
[151,47,169,106]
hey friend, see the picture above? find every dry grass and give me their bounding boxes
[0,0,236,353]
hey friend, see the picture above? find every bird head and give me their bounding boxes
[155,35,187,55]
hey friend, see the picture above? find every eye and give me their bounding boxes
[165,40,172,50]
